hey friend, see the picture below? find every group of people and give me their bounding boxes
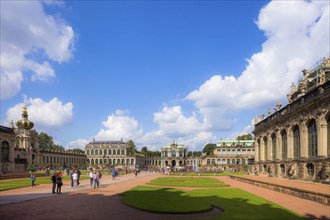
[89,170,103,188]
[51,172,63,194]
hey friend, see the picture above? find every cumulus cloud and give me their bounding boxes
[6,97,73,130]
[187,0,329,130]
[95,110,143,141]
[0,0,75,99]
[66,138,90,150]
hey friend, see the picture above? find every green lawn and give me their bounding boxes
[148,177,230,187]
[0,175,89,191]
[121,186,306,220]
[171,171,247,176]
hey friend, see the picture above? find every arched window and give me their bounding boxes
[122,149,125,155]
[86,150,90,155]
[113,149,116,155]
[281,130,287,160]
[293,125,300,159]
[232,159,235,164]
[242,159,246,164]
[172,150,176,157]
[271,134,276,161]
[91,150,94,155]
[95,150,98,155]
[165,151,168,157]
[212,159,215,164]
[122,159,125,164]
[104,159,107,164]
[308,119,317,158]
[95,159,98,164]
[99,159,102,164]
[117,149,120,155]
[91,159,94,165]
[207,159,210,164]
[227,159,230,164]
[108,149,111,155]
[131,159,134,165]
[126,159,129,164]
[104,149,107,155]
[1,141,10,162]
[264,136,268,161]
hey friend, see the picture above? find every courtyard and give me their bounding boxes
[0,172,329,220]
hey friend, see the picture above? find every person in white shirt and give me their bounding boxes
[89,171,94,187]
[72,171,79,187]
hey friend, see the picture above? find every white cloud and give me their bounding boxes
[95,110,143,141]
[0,1,75,99]
[187,0,329,132]
[66,139,90,150]
[6,97,73,130]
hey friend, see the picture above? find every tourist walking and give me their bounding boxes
[89,170,94,187]
[56,174,63,194]
[98,171,102,186]
[111,169,116,180]
[134,169,138,178]
[72,171,79,187]
[51,172,57,194]
[93,171,99,188]
[30,174,37,187]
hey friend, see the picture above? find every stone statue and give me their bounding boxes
[321,57,330,68]
[316,165,329,181]
[267,165,274,177]
[254,116,259,125]
[254,167,259,176]
[287,164,295,178]
[260,113,265,120]
[276,102,282,110]
[319,69,326,85]
[268,108,271,116]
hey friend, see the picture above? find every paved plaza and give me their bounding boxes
[0,173,329,220]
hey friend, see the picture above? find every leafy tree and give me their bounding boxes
[236,134,253,140]
[202,143,216,155]
[71,148,84,153]
[187,151,192,157]
[127,140,137,156]
[141,146,148,155]
[38,132,54,150]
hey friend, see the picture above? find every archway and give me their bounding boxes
[171,160,176,167]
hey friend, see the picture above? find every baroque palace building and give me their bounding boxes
[253,57,330,181]
[0,107,87,174]
[85,140,145,169]
[201,140,255,168]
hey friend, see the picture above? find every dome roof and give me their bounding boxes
[16,106,34,130]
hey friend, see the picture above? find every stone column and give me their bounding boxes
[267,134,271,161]
[260,138,264,162]
[317,114,327,158]
[287,126,294,160]
[300,120,308,159]
[276,130,282,161]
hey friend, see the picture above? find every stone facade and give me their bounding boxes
[200,140,255,168]
[0,107,87,174]
[85,140,140,169]
[253,57,330,181]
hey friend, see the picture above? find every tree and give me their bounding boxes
[187,151,192,157]
[71,148,84,154]
[236,134,253,140]
[127,140,137,156]
[38,132,53,150]
[141,146,148,155]
[202,143,216,155]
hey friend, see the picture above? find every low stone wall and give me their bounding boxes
[229,175,330,206]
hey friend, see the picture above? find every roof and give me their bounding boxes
[216,140,254,147]
[0,125,15,134]
[87,140,126,145]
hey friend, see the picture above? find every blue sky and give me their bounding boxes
[1,0,329,151]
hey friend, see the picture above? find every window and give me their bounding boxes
[327,116,330,157]
[165,151,168,157]
[99,150,102,155]
[108,149,111,155]
[86,150,90,155]
[1,141,10,162]
[281,130,287,160]
[95,150,98,155]
[293,125,300,159]
[212,159,215,164]
[104,149,107,155]
[308,119,317,158]
[122,149,125,155]
[117,149,120,155]
[113,149,116,155]
[207,159,210,164]
[172,150,176,157]
[91,150,94,155]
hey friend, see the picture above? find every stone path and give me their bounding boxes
[0,172,329,220]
